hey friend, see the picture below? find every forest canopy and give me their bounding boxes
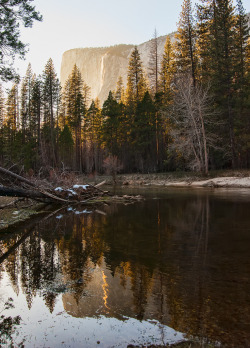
[0,0,249,176]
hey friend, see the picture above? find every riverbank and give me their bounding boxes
[1,170,250,230]
[82,170,250,189]
[0,198,45,230]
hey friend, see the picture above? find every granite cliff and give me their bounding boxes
[60,33,175,104]
[60,13,250,105]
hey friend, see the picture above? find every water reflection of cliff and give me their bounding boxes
[1,194,250,347]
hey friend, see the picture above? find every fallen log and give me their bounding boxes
[0,186,52,202]
[0,166,110,204]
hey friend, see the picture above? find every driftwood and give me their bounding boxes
[0,166,109,204]
[0,166,143,206]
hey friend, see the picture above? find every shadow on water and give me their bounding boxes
[0,189,250,347]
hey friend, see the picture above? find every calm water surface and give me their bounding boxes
[0,187,250,347]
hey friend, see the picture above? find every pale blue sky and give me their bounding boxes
[15,0,250,78]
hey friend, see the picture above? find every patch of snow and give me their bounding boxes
[56,214,63,219]
[73,184,89,190]
[55,187,63,192]
[74,210,92,215]
[82,209,92,214]
[66,189,77,195]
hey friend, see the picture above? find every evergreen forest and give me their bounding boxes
[0,0,249,176]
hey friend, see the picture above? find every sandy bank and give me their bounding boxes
[103,173,250,189]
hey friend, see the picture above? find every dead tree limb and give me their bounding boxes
[0,166,36,187]
[0,166,111,204]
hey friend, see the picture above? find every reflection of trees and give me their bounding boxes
[129,264,151,320]
[0,195,249,347]
[0,210,110,312]
[98,196,250,347]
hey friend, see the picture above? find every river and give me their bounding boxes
[0,187,250,347]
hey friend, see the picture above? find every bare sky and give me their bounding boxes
[13,0,250,79]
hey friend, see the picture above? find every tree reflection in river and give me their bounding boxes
[0,190,250,347]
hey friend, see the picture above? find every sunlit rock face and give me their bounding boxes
[60,12,250,105]
[60,34,175,105]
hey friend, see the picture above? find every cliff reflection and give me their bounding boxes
[0,194,250,347]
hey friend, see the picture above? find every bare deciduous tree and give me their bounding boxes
[103,155,123,184]
[170,74,220,174]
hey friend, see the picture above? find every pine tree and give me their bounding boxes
[20,63,33,140]
[125,46,148,109]
[132,91,157,171]
[196,0,237,167]
[114,76,125,103]
[42,58,60,166]
[30,74,42,156]
[234,0,249,102]
[83,100,104,173]
[63,64,87,172]
[0,0,42,81]
[247,38,250,102]
[0,84,4,130]
[0,84,5,162]
[148,29,160,94]
[160,36,176,103]
[4,83,19,160]
[175,0,197,85]
[42,58,60,129]
[6,84,18,135]
[58,125,74,169]
[101,91,121,156]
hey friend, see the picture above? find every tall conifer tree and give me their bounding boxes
[102,91,121,156]
[160,36,176,103]
[0,84,5,162]
[42,58,60,129]
[30,74,42,153]
[63,64,87,172]
[125,46,147,109]
[197,0,237,166]
[234,0,249,102]
[114,76,125,103]
[20,63,33,140]
[0,84,4,129]
[175,0,197,85]
[4,83,19,159]
[148,29,160,94]
[42,58,60,166]
[83,99,103,173]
